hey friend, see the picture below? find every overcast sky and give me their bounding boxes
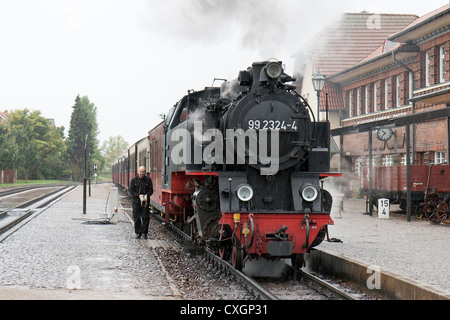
[0,0,448,146]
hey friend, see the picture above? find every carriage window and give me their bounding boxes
[139,148,147,168]
[155,140,158,171]
[149,142,152,172]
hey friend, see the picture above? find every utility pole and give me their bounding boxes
[83,134,88,215]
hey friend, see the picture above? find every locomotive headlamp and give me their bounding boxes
[237,184,254,202]
[301,185,318,202]
[265,62,283,79]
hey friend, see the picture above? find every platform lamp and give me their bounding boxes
[312,70,326,122]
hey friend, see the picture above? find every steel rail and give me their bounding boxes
[295,268,358,300]
[203,247,279,300]
[0,187,70,218]
[151,211,361,300]
[0,186,76,240]
[151,213,280,300]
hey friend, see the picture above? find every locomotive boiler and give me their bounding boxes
[113,60,337,270]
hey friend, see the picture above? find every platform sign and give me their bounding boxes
[378,198,390,219]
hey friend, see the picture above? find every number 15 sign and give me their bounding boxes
[378,198,390,219]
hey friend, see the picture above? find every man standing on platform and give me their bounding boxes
[129,166,153,239]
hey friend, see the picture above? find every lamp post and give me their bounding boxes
[312,70,326,122]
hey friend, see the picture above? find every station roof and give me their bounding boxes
[326,5,449,90]
[312,12,418,78]
[388,4,450,43]
[310,12,418,111]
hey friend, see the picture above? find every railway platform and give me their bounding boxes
[317,195,450,298]
[0,183,182,300]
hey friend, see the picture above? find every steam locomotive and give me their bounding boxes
[113,60,337,270]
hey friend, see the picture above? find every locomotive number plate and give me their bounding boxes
[247,119,298,131]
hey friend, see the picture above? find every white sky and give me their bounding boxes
[0,0,448,146]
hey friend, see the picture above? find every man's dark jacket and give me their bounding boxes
[129,175,153,205]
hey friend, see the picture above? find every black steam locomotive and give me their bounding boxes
[113,60,336,270]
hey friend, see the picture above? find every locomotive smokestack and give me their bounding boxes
[251,61,266,91]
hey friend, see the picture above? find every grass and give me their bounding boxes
[0,173,112,188]
[0,180,71,188]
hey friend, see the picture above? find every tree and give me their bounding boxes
[39,123,68,179]
[0,109,67,180]
[0,121,18,171]
[66,95,101,181]
[100,135,129,172]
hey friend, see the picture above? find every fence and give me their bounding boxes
[0,169,17,184]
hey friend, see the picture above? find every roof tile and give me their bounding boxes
[312,13,418,77]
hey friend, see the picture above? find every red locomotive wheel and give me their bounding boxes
[437,202,450,224]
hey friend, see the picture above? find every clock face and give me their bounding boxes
[376,128,393,141]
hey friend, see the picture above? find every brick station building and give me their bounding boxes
[305,4,450,194]
[295,11,418,172]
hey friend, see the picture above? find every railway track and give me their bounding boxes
[150,211,359,300]
[0,185,77,242]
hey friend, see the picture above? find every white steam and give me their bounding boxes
[143,0,348,58]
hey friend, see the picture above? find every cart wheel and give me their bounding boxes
[424,205,437,222]
[425,196,439,222]
[437,202,450,224]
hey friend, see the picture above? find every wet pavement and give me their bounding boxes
[321,195,450,295]
[0,183,178,299]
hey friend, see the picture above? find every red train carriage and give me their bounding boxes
[148,122,164,213]
[362,164,450,222]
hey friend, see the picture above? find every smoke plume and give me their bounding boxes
[143,0,344,58]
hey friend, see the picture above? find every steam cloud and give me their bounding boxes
[143,0,346,58]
